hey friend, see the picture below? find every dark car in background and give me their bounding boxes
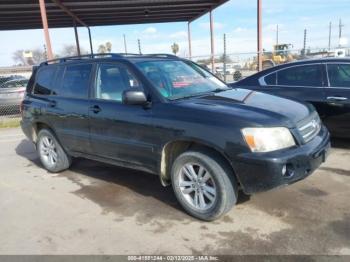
[0,78,28,114]
[231,58,350,138]
[21,54,330,220]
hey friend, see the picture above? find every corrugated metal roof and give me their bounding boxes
[0,0,229,30]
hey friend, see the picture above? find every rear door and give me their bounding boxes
[323,63,350,138]
[88,62,156,172]
[259,64,327,112]
[47,63,93,154]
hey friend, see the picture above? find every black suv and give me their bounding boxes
[21,53,330,220]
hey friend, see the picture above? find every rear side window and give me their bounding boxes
[264,72,277,85]
[59,64,92,99]
[327,64,350,88]
[277,65,322,87]
[34,66,57,95]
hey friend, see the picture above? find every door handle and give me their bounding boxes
[327,96,348,101]
[48,100,56,107]
[90,105,101,113]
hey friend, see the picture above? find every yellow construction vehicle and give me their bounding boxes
[245,44,297,70]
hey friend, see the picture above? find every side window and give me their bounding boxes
[277,65,322,87]
[264,72,277,85]
[327,64,350,88]
[51,66,65,95]
[95,63,143,101]
[59,64,92,99]
[34,66,57,95]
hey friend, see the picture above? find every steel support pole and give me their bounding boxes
[257,0,262,71]
[123,34,128,54]
[88,27,93,55]
[39,0,53,60]
[74,22,81,56]
[209,10,215,73]
[188,22,192,59]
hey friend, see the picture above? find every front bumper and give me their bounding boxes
[233,126,330,194]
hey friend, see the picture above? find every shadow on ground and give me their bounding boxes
[15,139,250,224]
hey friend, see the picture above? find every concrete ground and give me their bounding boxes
[0,127,349,255]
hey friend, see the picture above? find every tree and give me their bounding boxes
[60,44,78,57]
[97,42,112,53]
[60,44,86,57]
[12,48,46,65]
[105,42,112,52]
[31,49,46,64]
[171,42,179,55]
[12,50,27,65]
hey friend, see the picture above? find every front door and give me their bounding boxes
[261,64,327,114]
[323,63,350,138]
[88,62,156,173]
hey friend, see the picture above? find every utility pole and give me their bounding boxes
[328,22,332,51]
[339,19,344,47]
[223,34,227,82]
[339,19,344,39]
[123,34,128,54]
[276,24,279,46]
[138,39,142,54]
[302,29,307,57]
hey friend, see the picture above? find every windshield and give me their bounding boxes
[135,60,229,100]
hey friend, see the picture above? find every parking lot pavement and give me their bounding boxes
[0,127,349,255]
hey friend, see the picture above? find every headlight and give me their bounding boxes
[241,127,295,152]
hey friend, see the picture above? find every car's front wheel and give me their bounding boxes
[37,129,71,173]
[171,149,238,221]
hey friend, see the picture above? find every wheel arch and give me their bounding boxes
[32,121,58,143]
[159,138,239,187]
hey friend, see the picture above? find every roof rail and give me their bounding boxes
[40,53,124,66]
[39,53,179,66]
[147,54,178,58]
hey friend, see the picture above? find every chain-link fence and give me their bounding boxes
[190,46,350,83]
[0,73,30,122]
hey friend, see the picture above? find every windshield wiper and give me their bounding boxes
[212,87,231,93]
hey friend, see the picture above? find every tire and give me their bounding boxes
[37,129,71,173]
[171,149,238,221]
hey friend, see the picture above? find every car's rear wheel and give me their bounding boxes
[171,149,237,221]
[37,129,71,173]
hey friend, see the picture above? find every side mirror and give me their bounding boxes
[122,89,148,105]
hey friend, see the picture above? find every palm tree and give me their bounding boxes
[171,43,179,55]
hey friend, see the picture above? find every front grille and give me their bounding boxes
[297,113,322,143]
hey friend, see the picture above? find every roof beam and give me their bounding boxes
[51,0,87,27]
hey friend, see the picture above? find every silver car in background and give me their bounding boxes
[0,78,28,115]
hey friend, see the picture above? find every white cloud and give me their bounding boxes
[233,27,248,33]
[142,27,157,34]
[169,31,187,39]
[199,22,226,30]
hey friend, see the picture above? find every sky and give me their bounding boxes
[0,0,350,66]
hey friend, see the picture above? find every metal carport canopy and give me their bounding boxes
[0,0,229,30]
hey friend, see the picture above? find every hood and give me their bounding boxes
[175,88,314,127]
